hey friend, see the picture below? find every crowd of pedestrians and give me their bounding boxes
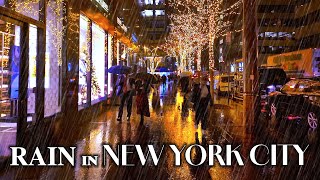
[115,73,213,135]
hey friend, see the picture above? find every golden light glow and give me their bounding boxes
[162,0,242,71]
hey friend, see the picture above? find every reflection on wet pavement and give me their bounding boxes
[1,82,318,179]
[0,82,245,179]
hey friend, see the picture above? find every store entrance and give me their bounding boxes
[0,16,26,159]
[0,18,20,158]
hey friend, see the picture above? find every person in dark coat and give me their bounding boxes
[117,77,135,122]
[192,77,213,135]
[161,75,167,85]
[136,79,151,124]
[115,74,125,96]
[180,77,190,93]
[191,79,201,110]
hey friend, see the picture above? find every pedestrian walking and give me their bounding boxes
[115,74,125,96]
[192,77,213,135]
[173,75,178,85]
[161,75,167,85]
[153,76,160,96]
[180,76,190,93]
[117,76,135,122]
[136,79,151,124]
[191,78,201,110]
[181,89,191,117]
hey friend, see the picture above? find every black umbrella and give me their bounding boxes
[135,72,158,84]
[180,76,190,82]
[108,65,131,74]
[156,67,170,72]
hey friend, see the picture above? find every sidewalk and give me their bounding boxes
[207,95,254,156]
[0,84,254,180]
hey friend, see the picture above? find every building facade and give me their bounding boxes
[0,0,140,161]
[138,0,168,46]
[217,0,320,72]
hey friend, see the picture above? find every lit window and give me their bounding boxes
[155,10,165,16]
[144,0,153,5]
[265,32,277,38]
[278,32,292,38]
[91,23,106,103]
[155,0,165,5]
[141,10,153,17]
[231,64,235,73]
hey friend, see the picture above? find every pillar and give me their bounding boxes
[242,0,258,132]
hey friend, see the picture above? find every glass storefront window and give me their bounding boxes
[27,24,37,122]
[79,15,109,106]
[44,0,64,117]
[117,40,120,64]
[107,34,113,97]
[0,22,20,119]
[91,22,105,103]
[79,15,90,107]
[0,19,20,158]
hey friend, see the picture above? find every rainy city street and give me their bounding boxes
[2,82,243,179]
[1,0,320,179]
[0,82,319,179]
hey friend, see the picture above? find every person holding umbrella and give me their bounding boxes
[107,65,133,122]
[135,75,152,125]
[117,75,135,122]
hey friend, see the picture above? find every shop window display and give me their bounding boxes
[44,0,64,117]
[0,19,20,157]
[27,24,37,121]
[91,22,105,103]
[79,15,90,107]
[107,34,113,97]
[79,15,108,106]
[0,22,20,119]
[117,40,120,64]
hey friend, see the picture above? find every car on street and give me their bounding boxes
[264,79,320,132]
[257,67,287,119]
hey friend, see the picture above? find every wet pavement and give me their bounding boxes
[0,82,320,179]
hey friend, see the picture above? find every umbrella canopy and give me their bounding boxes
[156,67,170,72]
[180,76,190,82]
[135,72,158,84]
[180,71,193,77]
[108,65,131,74]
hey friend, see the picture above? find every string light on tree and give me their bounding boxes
[164,0,242,71]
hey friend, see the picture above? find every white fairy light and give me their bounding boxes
[163,0,242,71]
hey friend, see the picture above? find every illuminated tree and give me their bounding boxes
[165,0,241,72]
[165,0,241,99]
[162,12,207,72]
